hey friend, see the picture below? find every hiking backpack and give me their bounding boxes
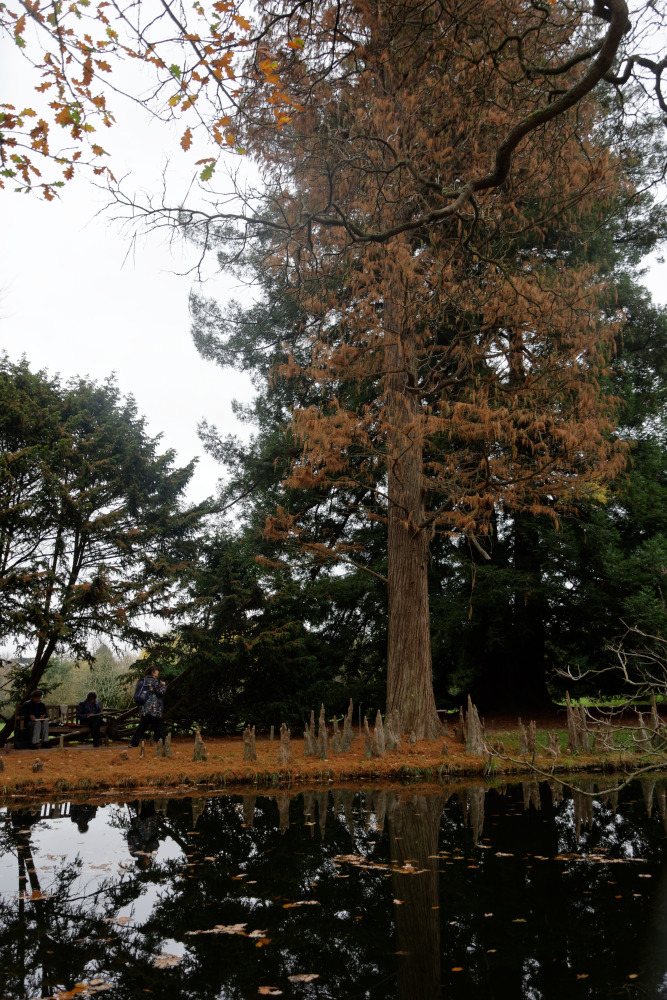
[133,678,149,706]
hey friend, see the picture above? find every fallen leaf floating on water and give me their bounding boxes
[288,975,319,983]
[51,981,111,999]
[186,923,249,936]
[282,901,321,908]
[333,855,426,875]
[152,954,182,969]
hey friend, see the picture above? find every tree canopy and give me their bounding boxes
[5,0,667,734]
[0,355,209,741]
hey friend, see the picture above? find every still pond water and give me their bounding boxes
[2,778,667,999]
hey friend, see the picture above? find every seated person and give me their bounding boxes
[21,690,49,749]
[76,690,103,747]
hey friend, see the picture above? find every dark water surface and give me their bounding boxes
[2,778,667,999]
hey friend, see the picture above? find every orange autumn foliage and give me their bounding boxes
[0,0,302,196]
[235,0,636,736]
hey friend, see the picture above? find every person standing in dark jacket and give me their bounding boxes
[128,667,166,747]
[76,691,103,747]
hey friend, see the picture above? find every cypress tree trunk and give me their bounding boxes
[511,513,552,708]
[384,271,441,739]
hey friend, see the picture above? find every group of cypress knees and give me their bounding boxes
[16,690,653,777]
[242,700,415,765]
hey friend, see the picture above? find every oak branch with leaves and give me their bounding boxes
[0,0,303,196]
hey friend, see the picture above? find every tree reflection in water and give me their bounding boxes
[2,779,667,999]
[388,793,444,1000]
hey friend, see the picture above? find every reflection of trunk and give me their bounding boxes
[339,789,355,840]
[385,267,440,740]
[642,839,667,993]
[19,832,52,999]
[276,792,290,832]
[17,843,27,999]
[388,793,443,1000]
[572,782,595,842]
[460,786,486,845]
[242,794,256,829]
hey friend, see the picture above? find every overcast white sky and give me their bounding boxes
[1,44,258,506]
[1,185,256,505]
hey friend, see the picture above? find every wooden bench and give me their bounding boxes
[14,703,134,747]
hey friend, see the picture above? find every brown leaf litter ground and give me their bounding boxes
[0,707,640,801]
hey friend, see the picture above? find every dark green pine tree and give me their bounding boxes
[0,355,210,742]
[167,249,391,729]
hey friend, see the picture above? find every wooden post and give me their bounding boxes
[371,709,386,757]
[317,704,328,760]
[243,725,257,761]
[193,727,207,761]
[465,696,484,754]
[364,717,372,758]
[528,721,537,755]
[278,723,291,764]
[342,701,353,751]
[303,721,315,757]
[332,717,342,755]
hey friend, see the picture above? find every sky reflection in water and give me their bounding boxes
[1,778,667,1000]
